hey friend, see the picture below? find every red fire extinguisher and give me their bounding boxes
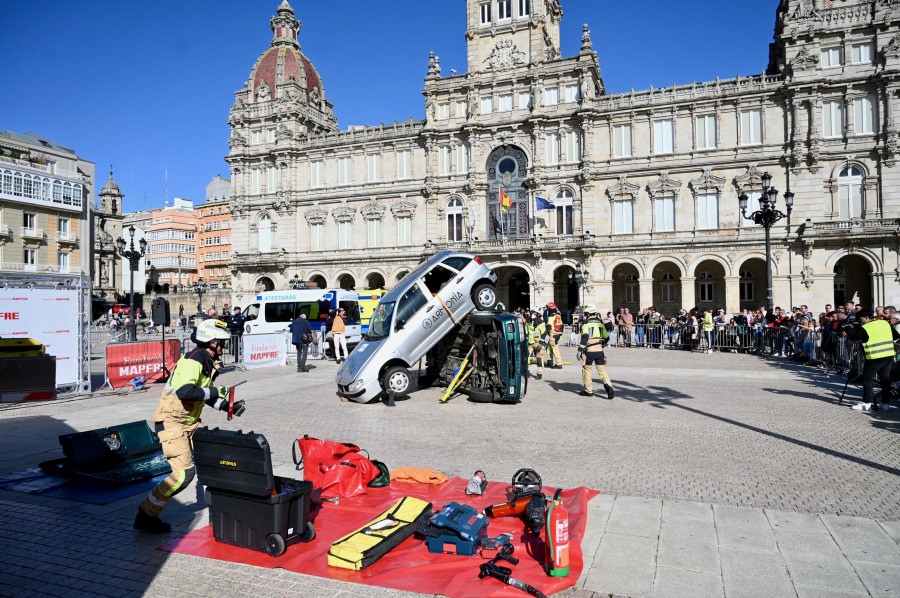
[545,488,570,577]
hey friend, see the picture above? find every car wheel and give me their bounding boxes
[468,312,494,326]
[381,366,411,395]
[472,284,497,310]
[467,387,494,403]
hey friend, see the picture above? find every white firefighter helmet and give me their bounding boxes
[583,303,598,314]
[195,319,231,343]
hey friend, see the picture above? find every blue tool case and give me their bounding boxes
[421,501,488,556]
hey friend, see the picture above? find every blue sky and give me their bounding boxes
[2,0,779,213]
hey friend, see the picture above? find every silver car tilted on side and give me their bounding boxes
[335,251,498,403]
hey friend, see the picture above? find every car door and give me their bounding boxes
[440,255,477,314]
[392,280,432,362]
[420,263,470,336]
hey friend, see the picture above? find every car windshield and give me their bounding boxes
[366,302,395,340]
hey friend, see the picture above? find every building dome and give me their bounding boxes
[244,0,328,108]
[100,170,122,196]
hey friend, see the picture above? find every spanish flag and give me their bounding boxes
[499,188,512,212]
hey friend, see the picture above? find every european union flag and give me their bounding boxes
[536,197,556,211]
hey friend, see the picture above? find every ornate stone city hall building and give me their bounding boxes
[228,0,900,315]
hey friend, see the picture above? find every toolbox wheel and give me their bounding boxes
[382,366,411,395]
[472,283,498,310]
[300,521,316,543]
[265,533,286,557]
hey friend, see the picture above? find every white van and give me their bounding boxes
[242,289,362,344]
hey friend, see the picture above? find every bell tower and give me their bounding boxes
[465,0,562,74]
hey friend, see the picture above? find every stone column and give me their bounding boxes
[639,278,654,308]
[725,276,741,313]
[593,279,613,314]
[681,276,696,310]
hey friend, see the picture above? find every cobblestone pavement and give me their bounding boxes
[1,345,898,597]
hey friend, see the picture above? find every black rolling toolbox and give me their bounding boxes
[193,427,315,557]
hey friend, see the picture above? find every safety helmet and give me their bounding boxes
[583,303,598,314]
[548,302,557,309]
[194,319,231,344]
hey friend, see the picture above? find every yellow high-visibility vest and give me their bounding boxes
[862,320,896,360]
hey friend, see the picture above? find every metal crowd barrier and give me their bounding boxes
[284,330,326,366]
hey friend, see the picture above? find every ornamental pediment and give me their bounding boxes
[789,47,819,72]
[605,176,640,200]
[303,206,327,224]
[733,165,763,193]
[360,200,386,221]
[390,200,417,218]
[331,205,356,223]
[646,171,682,199]
[689,169,727,197]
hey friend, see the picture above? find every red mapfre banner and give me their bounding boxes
[105,340,181,388]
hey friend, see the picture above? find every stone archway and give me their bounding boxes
[366,272,385,290]
[552,265,578,316]
[693,259,726,311]
[309,275,327,289]
[486,145,529,240]
[495,266,531,311]
[652,262,681,317]
[737,258,766,312]
[256,276,275,292]
[834,255,872,307]
[611,263,641,312]
[337,273,356,290]
[394,270,410,286]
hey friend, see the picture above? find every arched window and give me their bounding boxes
[838,167,863,219]
[447,198,464,242]
[259,214,272,252]
[555,189,574,235]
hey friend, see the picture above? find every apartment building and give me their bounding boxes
[0,130,93,277]
[145,197,198,293]
[196,176,232,289]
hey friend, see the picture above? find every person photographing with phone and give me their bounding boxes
[133,319,247,533]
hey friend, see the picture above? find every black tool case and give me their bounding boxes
[193,427,315,557]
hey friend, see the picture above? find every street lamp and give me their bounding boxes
[176,254,182,294]
[739,172,794,313]
[570,264,587,307]
[289,274,304,290]
[115,224,147,342]
[193,278,209,315]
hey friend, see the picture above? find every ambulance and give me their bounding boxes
[242,288,362,344]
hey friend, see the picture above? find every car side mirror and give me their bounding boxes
[395,319,406,331]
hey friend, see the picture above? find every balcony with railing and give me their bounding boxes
[20,227,45,241]
[1,262,80,274]
[1,163,85,212]
[56,231,78,244]
[0,224,10,238]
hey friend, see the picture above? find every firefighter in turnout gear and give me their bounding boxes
[577,305,615,399]
[134,319,246,533]
[526,311,548,379]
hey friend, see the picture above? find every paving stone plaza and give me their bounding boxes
[0,345,898,597]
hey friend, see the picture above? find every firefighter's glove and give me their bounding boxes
[214,385,228,400]
[576,346,584,361]
[231,400,246,417]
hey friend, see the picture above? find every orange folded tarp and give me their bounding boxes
[389,467,449,484]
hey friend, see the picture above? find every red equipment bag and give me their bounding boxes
[292,435,381,499]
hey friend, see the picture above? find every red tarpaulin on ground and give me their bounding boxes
[160,477,599,598]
